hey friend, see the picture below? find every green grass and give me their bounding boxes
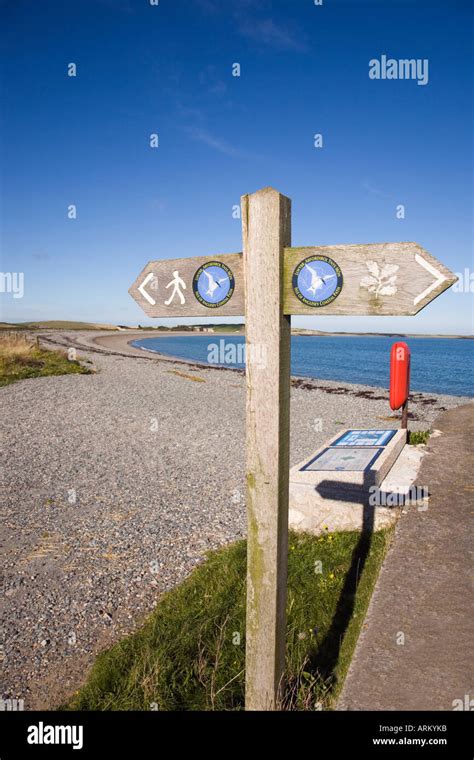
[0,320,117,330]
[408,430,430,445]
[0,336,90,387]
[65,528,392,711]
[206,324,243,333]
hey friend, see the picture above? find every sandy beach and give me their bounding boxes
[1,330,470,709]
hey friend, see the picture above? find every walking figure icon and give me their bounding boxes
[164,270,186,305]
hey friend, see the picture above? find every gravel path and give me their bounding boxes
[0,331,469,709]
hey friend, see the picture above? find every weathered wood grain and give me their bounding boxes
[128,253,243,318]
[130,243,456,319]
[283,243,457,316]
[242,187,291,711]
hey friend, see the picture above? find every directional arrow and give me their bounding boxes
[413,252,448,307]
[138,272,157,306]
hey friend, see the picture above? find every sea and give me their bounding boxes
[131,335,474,397]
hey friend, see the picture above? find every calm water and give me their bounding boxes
[132,335,474,397]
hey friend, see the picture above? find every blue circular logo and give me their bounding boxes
[292,255,343,307]
[193,261,235,308]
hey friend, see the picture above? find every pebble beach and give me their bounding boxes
[1,330,469,709]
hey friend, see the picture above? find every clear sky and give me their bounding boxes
[1,0,473,333]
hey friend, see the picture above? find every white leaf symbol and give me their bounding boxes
[366,261,380,277]
[382,264,399,277]
[360,275,377,288]
[360,260,398,299]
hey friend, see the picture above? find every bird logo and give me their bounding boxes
[292,255,343,307]
[305,264,337,295]
[193,261,235,308]
[203,269,229,298]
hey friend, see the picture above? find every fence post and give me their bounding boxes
[241,187,292,710]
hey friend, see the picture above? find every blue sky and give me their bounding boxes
[1,0,473,333]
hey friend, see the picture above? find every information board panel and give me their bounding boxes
[332,429,397,447]
[300,446,383,472]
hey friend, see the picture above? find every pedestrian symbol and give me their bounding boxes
[164,270,186,305]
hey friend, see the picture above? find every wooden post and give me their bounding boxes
[241,187,292,710]
[401,399,408,429]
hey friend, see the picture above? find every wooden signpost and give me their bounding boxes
[129,186,457,711]
[129,253,244,318]
[129,243,454,319]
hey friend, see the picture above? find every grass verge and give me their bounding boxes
[408,430,430,445]
[0,333,90,387]
[65,527,392,711]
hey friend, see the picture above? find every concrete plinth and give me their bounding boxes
[289,429,413,534]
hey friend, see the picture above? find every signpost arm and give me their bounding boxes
[241,187,291,710]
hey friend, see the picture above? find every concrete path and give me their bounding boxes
[338,402,474,710]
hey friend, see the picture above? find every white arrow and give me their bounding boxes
[138,272,156,305]
[413,253,447,306]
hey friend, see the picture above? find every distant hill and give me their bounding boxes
[136,323,244,333]
[0,321,119,331]
[1,321,470,339]
[292,328,473,339]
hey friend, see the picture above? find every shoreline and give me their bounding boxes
[7,322,472,339]
[90,330,244,371]
[87,330,472,400]
[34,329,472,402]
